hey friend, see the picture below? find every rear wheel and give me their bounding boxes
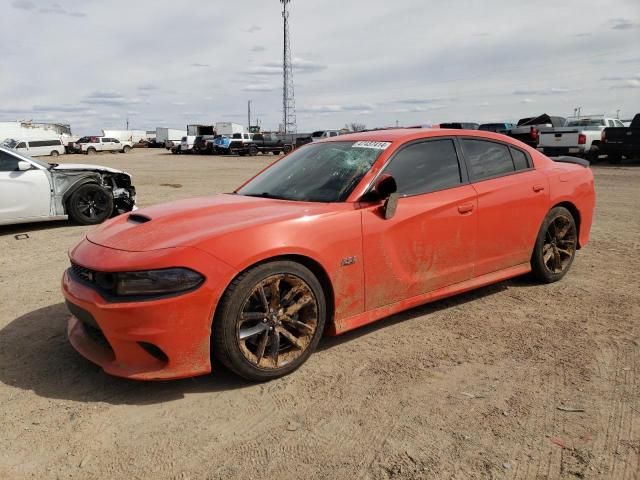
[283,145,293,154]
[67,184,113,225]
[608,154,622,164]
[531,206,577,283]
[123,145,132,153]
[586,145,600,164]
[213,261,326,381]
[248,145,258,156]
[86,148,96,156]
[50,150,59,158]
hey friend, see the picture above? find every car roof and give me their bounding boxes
[324,127,516,145]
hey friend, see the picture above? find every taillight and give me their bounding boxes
[530,127,539,142]
[578,133,587,145]
[601,130,606,142]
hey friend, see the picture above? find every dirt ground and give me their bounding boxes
[0,148,638,480]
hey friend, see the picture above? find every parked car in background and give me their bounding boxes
[479,123,514,133]
[311,130,342,141]
[507,114,566,148]
[74,137,133,155]
[179,136,196,154]
[250,133,292,155]
[601,113,640,163]
[439,122,479,130]
[2,138,65,157]
[193,135,216,154]
[0,145,136,226]
[61,128,594,381]
[538,117,624,162]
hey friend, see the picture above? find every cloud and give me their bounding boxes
[472,32,490,37]
[32,104,89,113]
[81,91,144,107]
[11,0,35,10]
[247,58,327,75]
[251,46,266,52]
[246,25,262,33]
[513,87,572,95]
[190,63,210,68]
[610,18,640,30]
[521,98,535,104]
[138,84,158,91]
[610,79,640,89]
[298,103,375,115]
[243,84,276,92]
[572,33,591,37]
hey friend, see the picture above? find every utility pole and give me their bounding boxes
[248,100,252,130]
[126,118,129,130]
[616,109,620,119]
[281,0,297,134]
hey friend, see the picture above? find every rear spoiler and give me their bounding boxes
[550,156,590,167]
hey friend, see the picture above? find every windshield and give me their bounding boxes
[2,138,18,148]
[2,147,51,168]
[237,141,387,202]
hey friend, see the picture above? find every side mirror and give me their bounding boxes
[364,174,399,220]
[17,161,32,171]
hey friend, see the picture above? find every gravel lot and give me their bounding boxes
[0,148,638,479]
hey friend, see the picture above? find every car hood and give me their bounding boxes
[86,194,339,252]
[52,163,128,175]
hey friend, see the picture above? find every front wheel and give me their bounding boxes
[531,206,577,283]
[123,146,131,153]
[213,261,326,381]
[50,150,59,158]
[67,183,113,225]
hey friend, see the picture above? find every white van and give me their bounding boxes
[9,138,65,157]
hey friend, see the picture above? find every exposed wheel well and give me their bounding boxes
[215,254,336,332]
[552,201,582,249]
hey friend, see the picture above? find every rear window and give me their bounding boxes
[0,151,20,171]
[461,139,515,181]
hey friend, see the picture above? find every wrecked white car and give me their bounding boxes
[0,146,136,226]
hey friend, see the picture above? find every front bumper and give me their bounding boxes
[61,240,234,380]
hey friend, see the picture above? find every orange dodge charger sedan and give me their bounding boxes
[62,128,595,381]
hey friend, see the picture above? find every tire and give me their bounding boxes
[86,148,96,156]
[530,206,577,283]
[123,146,131,153]
[283,145,293,154]
[67,183,114,225]
[586,145,599,164]
[272,150,280,155]
[50,150,59,158]
[213,261,327,381]
[248,145,258,156]
[608,154,622,164]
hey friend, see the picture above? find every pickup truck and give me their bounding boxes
[249,133,293,155]
[73,136,133,155]
[538,117,625,162]
[601,113,640,163]
[507,114,566,148]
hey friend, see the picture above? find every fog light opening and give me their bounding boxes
[138,342,169,363]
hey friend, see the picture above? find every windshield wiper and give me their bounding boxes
[243,192,289,200]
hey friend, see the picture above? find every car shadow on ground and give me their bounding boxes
[0,277,533,405]
[0,220,82,237]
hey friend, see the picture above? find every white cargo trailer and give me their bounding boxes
[214,122,245,136]
[156,128,187,145]
[0,121,75,145]
[102,129,147,143]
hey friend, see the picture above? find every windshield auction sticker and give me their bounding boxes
[352,141,391,150]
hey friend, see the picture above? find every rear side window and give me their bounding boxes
[509,147,530,170]
[383,139,462,196]
[461,139,514,181]
[16,142,26,149]
[0,151,20,171]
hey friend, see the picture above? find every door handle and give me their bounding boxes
[533,184,545,192]
[457,204,474,214]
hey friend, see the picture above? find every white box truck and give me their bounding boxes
[215,122,245,136]
[102,129,147,144]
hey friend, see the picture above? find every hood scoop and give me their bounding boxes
[127,213,152,224]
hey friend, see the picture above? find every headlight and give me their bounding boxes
[95,268,204,296]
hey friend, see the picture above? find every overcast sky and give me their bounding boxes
[0,0,638,135]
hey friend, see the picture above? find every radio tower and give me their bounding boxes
[281,0,297,133]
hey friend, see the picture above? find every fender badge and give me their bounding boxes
[341,256,357,267]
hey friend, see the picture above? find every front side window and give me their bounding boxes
[237,141,386,202]
[16,142,26,149]
[461,139,514,181]
[382,139,462,196]
[0,151,20,171]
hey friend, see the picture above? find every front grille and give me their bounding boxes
[71,262,96,284]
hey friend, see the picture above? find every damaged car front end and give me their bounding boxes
[0,146,136,226]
